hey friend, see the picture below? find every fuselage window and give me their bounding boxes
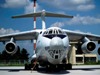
[40,31,42,34]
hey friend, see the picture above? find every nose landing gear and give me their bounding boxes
[25,59,39,70]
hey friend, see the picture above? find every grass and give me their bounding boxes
[0,60,28,66]
[85,61,100,65]
[0,61,100,66]
[0,63,25,66]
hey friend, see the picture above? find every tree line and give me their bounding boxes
[0,46,29,63]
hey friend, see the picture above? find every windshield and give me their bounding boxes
[43,29,66,39]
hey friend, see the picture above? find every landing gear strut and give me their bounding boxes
[25,59,38,70]
[25,64,38,70]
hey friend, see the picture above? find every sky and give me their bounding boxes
[0,0,100,58]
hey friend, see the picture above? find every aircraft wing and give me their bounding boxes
[63,29,100,42]
[0,30,41,42]
[12,11,73,18]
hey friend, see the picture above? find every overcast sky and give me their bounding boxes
[0,0,100,58]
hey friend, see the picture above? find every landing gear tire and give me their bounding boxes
[25,64,31,70]
[62,63,72,70]
[46,65,61,72]
[25,64,28,70]
[45,63,72,72]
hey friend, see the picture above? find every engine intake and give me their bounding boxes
[5,42,18,54]
[81,41,96,53]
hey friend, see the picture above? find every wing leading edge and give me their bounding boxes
[0,30,41,42]
[12,11,73,18]
[63,29,100,42]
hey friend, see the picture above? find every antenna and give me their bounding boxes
[32,0,37,51]
[33,0,36,30]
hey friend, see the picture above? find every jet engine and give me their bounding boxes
[98,47,100,55]
[5,38,18,54]
[81,41,96,53]
[81,37,96,53]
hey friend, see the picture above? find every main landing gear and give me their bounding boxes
[46,63,72,72]
[25,63,72,71]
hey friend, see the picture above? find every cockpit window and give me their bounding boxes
[54,29,56,34]
[44,31,48,35]
[58,30,62,34]
[56,30,58,34]
[49,30,52,34]
[43,29,66,39]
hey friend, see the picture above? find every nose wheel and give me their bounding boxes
[46,64,60,72]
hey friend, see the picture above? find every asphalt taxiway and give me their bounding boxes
[0,65,100,75]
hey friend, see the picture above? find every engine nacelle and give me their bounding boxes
[5,41,18,54]
[98,47,100,55]
[81,41,96,53]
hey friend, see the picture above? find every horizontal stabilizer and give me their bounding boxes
[12,12,41,18]
[12,11,73,18]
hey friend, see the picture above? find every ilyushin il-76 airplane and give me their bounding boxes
[0,5,100,71]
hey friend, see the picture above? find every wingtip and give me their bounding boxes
[11,16,15,18]
[70,16,74,18]
[11,17,14,18]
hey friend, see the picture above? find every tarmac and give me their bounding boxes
[0,65,100,75]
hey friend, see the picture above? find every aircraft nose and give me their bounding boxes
[48,37,64,64]
[50,37,63,48]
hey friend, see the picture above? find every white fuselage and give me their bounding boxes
[36,27,69,64]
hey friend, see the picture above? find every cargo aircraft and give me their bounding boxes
[0,10,100,71]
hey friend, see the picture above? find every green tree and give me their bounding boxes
[1,50,11,63]
[0,47,29,64]
[20,48,29,63]
[0,52,1,60]
[12,46,21,60]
